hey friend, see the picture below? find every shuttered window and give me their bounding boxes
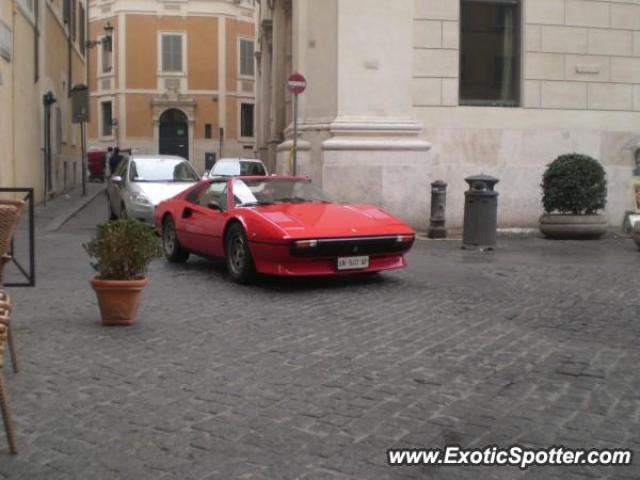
[79,3,85,56]
[240,103,254,138]
[101,101,113,137]
[239,39,254,76]
[101,36,112,73]
[162,34,183,73]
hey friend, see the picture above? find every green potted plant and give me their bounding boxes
[84,219,161,325]
[539,153,608,240]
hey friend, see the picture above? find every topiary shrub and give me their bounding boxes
[84,219,162,280]
[541,153,607,215]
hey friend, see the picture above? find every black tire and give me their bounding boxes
[225,223,256,284]
[106,193,117,220]
[162,216,190,263]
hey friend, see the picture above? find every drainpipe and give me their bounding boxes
[67,1,72,97]
[10,0,17,191]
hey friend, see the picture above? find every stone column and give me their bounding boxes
[267,0,289,170]
[278,0,431,227]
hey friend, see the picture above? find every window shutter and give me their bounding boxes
[173,36,182,72]
[55,107,63,154]
[240,40,254,76]
[162,35,182,72]
[79,4,85,55]
[63,0,70,24]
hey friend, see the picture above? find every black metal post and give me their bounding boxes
[81,122,87,196]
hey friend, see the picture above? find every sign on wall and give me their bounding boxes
[0,20,12,62]
[70,84,90,123]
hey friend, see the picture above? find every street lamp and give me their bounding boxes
[86,21,114,49]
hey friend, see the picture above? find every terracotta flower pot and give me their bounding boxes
[89,277,148,326]
[539,214,607,240]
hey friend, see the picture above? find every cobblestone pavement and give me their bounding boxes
[0,194,639,479]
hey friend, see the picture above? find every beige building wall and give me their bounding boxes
[0,0,17,193]
[0,0,87,204]
[44,0,86,194]
[0,0,42,201]
[412,0,640,228]
[88,0,257,174]
[256,0,640,229]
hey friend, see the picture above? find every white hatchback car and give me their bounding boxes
[205,158,268,178]
[106,154,200,223]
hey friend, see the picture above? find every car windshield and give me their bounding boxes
[129,158,199,182]
[214,161,266,176]
[233,178,331,206]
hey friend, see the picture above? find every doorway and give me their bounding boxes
[159,108,189,160]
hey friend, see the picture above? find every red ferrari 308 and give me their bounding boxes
[154,176,415,282]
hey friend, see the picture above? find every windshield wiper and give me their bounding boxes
[274,197,330,204]
[240,201,276,207]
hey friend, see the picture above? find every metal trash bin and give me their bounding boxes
[462,174,499,249]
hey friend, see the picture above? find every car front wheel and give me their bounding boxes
[225,224,256,284]
[162,216,190,263]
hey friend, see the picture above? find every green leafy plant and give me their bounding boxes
[541,153,607,215]
[84,219,162,280]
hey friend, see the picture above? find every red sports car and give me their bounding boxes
[154,176,415,282]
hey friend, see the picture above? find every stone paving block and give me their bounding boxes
[2,198,639,479]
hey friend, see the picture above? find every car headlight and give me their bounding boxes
[132,193,152,207]
[396,234,415,243]
[293,239,318,249]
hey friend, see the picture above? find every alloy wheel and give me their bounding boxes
[229,234,246,274]
[163,221,176,257]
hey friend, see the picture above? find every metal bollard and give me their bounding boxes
[428,180,447,239]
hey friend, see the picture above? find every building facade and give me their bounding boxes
[0,0,87,204]
[88,0,256,174]
[256,0,640,229]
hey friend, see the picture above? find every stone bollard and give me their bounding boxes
[428,180,447,239]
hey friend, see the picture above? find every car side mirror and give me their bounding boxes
[207,201,222,211]
[111,175,123,184]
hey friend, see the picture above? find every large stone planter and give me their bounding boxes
[633,222,640,249]
[539,214,607,240]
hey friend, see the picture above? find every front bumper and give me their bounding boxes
[129,204,155,224]
[250,239,412,277]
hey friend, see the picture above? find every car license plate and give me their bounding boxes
[337,256,369,270]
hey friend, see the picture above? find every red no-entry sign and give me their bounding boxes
[287,73,307,95]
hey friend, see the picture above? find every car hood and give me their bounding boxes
[136,182,197,206]
[251,203,413,238]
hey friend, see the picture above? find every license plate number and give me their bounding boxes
[337,256,369,270]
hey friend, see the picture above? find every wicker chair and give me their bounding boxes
[0,200,24,374]
[0,200,24,257]
[0,321,16,454]
[0,293,17,373]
